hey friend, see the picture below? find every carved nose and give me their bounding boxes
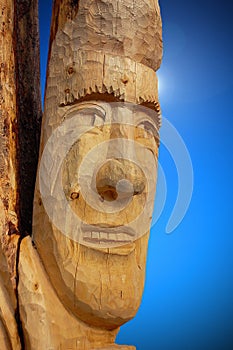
[96,159,145,202]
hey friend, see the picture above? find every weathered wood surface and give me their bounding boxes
[0,0,19,285]
[0,0,162,348]
[0,0,41,349]
[0,0,42,273]
[19,236,120,350]
[45,0,162,109]
[30,0,162,349]
[0,243,21,350]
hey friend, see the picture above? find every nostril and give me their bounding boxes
[99,187,118,202]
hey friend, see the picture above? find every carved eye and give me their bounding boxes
[93,113,105,127]
[137,121,157,139]
[74,107,105,127]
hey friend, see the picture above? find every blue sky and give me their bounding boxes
[39,1,233,349]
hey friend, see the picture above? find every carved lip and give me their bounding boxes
[81,223,136,244]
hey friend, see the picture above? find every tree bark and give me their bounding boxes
[0,0,41,348]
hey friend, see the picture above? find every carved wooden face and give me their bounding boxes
[33,101,159,329]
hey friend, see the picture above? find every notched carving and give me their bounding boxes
[64,88,75,105]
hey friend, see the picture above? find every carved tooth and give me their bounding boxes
[84,232,91,239]
[123,233,132,241]
[91,232,99,240]
[116,233,127,242]
[103,232,109,240]
[100,232,108,241]
[110,233,130,242]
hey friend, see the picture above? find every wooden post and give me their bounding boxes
[0,0,41,349]
[0,1,163,349]
[28,0,162,349]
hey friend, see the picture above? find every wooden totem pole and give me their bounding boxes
[0,0,162,349]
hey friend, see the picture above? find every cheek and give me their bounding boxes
[135,136,159,159]
[69,191,148,227]
[62,128,110,196]
[74,129,110,163]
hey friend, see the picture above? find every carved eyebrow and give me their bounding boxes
[79,106,106,121]
[62,103,106,123]
[129,103,161,131]
[137,120,160,146]
[143,110,161,131]
[137,120,158,135]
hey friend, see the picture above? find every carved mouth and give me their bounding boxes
[81,224,135,244]
[83,232,133,244]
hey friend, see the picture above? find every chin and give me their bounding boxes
[34,220,150,330]
[70,237,148,329]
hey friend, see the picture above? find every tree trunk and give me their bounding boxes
[0,0,41,348]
